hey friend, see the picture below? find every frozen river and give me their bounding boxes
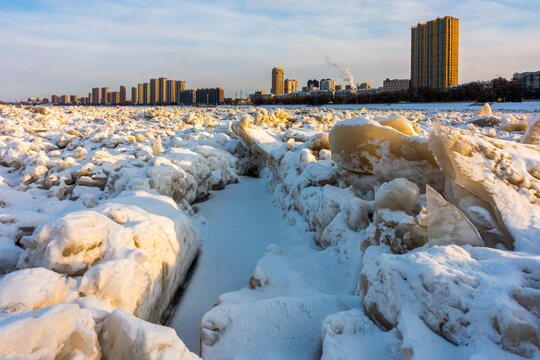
[168,176,292,354]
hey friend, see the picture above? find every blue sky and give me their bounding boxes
[1,0,539,101]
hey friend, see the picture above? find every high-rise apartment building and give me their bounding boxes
[138,84,144,104]
[411,16,459,89]
[131,87,138,105]
[101,87,109,105]
[109,92,120,105]
[175,81,186,103]
[51,95,59,104]
[284,79,299,93]
[150,79,158,105]
[166,80,176,104]
[272,68,284,95]
[120,86,126,104]
[307,79,320,89]
[158,77,167,104]
[143,83,151,105]
[196,88,224,104]
[320,79,336,91]
[179,90,196,105]
[92,88,101,105]
[59,95,69,104]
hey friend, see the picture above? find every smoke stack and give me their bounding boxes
[325,56,355,88]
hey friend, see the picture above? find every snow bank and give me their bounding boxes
[0,304,100,360]
[1,105,538,359]
[360,245,540,358]
[100,308,198,360]
[18,190,200,322]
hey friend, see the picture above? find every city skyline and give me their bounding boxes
[1,0,540,101]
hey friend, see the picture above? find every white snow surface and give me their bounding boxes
[0,104,539,359]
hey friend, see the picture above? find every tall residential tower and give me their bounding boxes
[271,67,284,95]
[411,16,459,89]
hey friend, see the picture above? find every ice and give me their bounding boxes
[0,268,75,313]
[329,116,443,190]
[522,115,540,145]
[100,308,199,360]
[232,117,284,160]
[360,245,540,358]
[152,134,164,156]
[426,185,485,247]
[321,309,400,360]
[475,103,493,117]
[0,237,22,274]
[19,190,200,322]
[429,122,540,252]
[201,296,354,359]
[378,114,416,135]
[0,304,99,360]
[1,104,539,358]
[374,178,419,214]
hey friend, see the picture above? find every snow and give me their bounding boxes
[0,103,539,359]
[169,176,293,353]
[100,308,198,360]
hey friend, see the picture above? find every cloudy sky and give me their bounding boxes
[1,0,539,101]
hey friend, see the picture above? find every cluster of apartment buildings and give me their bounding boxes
[17,16,540,106]
[253,16,460,101]
[46,77,224,106]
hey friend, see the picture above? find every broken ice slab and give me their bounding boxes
[232,119,283,160]
[429,122,540,253]
[426,185,485,247]
[522,115,540,145]
[329,116,444,190]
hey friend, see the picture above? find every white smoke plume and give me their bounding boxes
[325,56,355,88]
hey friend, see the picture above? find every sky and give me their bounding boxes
[1,0,539,101]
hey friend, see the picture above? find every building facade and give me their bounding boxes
[284,79,299,94]
[320,79,336,91]
[179,90,196,105]
[131,87,138,105]
[411,16,459,89]
[150,79,158,105]
[166,80,176,104]
[513,71,540,96]
[383,78,410,92]
[272,68,284,95]
[307,79,320,89]
[175,81,186,103]
[144,83,151,105]
[196,88,224,104]
[92,88,101,105]
[101,87,109,105]
[158,77,167,104]
[110,92,120,105]
[120,86,126,104]
[137,84,144,105]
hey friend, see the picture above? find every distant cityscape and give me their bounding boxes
[11,16,540,106]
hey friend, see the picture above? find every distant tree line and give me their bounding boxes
[249,77,535,106]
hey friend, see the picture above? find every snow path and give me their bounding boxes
[168,176,292,354]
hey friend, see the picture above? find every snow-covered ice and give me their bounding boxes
[0,103,539,359]
[169,176,294,353]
